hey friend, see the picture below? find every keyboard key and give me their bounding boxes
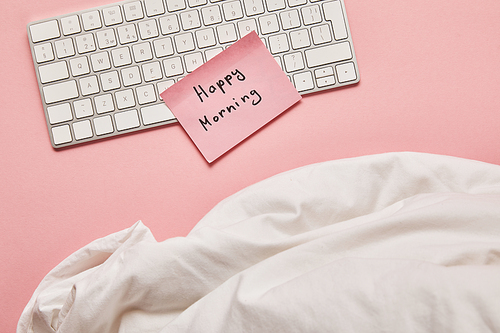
[70,56,90,76]
[124,1,144,21]
[93,115,114,135]
[188,0,207,7]
[217,24,237,43]
[304,41,352,67]
[103,6,123,26]
[323,1,348,40]
[144,0,165,16]
[116,89,136,109]
[166,0,187,12]
[237,19,258,37]
[47,103,73,124]
[73,120,93,140]
[142,61,163,81]
[293,72,314,92]
[95,94,115,113]
[138,20,160,39]
[79,76,100,96]
[222,1,244,20]
[315,66,336,88]
[33,43,54,63]
[336,62,357,83]
[51,125,72,144]
[243,0,265,16]
[268,34,289,54]
[73,99,94,118]
[316,75,335,88]
[180,10,202,30]
[39,61,69,83]
[141,104,175,125]
[258,14,279,34]
[75,34,96,53]
[196,28,217,48]
[290,29,310,49]
[185,52,204,72]
[132,42,153,62]
[115,109,140,130]
[174,33,195,52]
[55,39,76,58]
[117,24,138,44]
[60,15,81,35]
[311,24,332,45]
[288,0,306,7]
[111,47,133,67]
[159,15,180,34]
[136,84,157,104]
[163,57,184,76]
[30,20,60,43]
[96,29,117,49]
[154,37,175,57]
[314,66,334,78]
[265,0,286,12]
[91,52,112,71]
[121,67,142,86]
[284,52,304,72]
[82,11,102,31]
[301,5,322,25]
[280,10,300,30]
[202,5,223,25]
[43,81,79,104]
[100,71,121,91]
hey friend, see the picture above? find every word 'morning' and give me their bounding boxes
[194,69,246,103]
[199,89,262,131]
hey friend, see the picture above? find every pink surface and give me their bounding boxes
[1,0,499,331]
[162,31,301,163]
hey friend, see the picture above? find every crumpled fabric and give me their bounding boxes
[18,152,500,333]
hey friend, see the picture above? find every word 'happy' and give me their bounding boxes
[193,69,246,103]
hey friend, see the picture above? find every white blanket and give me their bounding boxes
[18,152,500,333]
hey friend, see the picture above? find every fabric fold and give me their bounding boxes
[17,152,500,333]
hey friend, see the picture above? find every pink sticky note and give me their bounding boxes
[161,31,301,163]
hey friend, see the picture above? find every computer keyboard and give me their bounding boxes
[27,0,359,148]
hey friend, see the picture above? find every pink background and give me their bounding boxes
[1,0,499,331]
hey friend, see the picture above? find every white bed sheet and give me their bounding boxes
[18,152,500,332]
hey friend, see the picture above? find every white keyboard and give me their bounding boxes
[28,0,359,148]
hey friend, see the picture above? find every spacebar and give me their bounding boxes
[305,42,353,68]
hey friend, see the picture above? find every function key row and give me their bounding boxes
[30,0,225,43]
[30,0,327,43]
